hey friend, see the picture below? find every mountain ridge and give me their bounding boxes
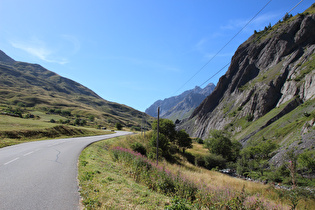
[0,50,153,129]
[145,83,215,121]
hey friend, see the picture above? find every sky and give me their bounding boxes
[0,0,313,112]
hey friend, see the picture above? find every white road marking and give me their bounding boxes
[4,157,20,165]
[23,151,34,156]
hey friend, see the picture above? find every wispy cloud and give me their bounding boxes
[10,36,69,64]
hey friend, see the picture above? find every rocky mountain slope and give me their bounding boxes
[0,50,153,129]
[178,5,315,165]
[145,83,215,121]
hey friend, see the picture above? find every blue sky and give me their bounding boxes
[0,0,312,112]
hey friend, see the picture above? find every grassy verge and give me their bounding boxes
[0,115,113,148]
[78,136,171,209]
[79,134,314,209]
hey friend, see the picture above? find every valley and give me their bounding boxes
[0,3,314,210]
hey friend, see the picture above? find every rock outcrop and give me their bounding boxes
[178,7,315,146]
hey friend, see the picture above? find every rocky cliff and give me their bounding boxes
[145,83,215,121]
[178,5,315,159]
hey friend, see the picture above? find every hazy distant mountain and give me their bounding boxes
[0,50,153,129]
[145,83,215,121]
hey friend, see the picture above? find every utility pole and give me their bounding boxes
[156,107,160,165]
[140,116,143,136]
[143,116,146,135]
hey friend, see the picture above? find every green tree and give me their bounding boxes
[149,132,170,158]
[175,129,192,153]
[152,119,176,142]
[115,122,123,130]
[298,150,315,174]
[81,119,87,126]
[74,118,80,126]
[61,110,71,116]
[237,140,277,176]
[89,115,95,122]
[204,130,232,160]
[230,140,242,162]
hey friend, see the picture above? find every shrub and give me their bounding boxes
[130,142,147,156]
[175,129,192,153]
[115,122,123,130]
[203,153,226,170]
[204,130,232,160]
[194,154,205,167]
[149,132,170,158]
[165,197,191,210]
[195,138,204,144]
[298,149,315,174]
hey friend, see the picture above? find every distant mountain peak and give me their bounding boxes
[145,83,215,120]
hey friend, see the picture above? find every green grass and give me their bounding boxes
[30,110,68,122]
[0,115,113,148]
[78,137,171,210]
[0,115,56,131]
[294,53,315,82]
[245,98,315,146]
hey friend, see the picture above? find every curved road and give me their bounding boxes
[0,131,132,210]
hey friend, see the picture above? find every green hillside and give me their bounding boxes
[0,50,153,145]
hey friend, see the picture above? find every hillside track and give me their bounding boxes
[0,131,133,210]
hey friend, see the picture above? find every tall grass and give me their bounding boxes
[110,146,288,209]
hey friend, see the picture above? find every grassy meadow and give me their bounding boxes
[0,114,112,148]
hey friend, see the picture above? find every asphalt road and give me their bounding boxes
[0,131,133,210]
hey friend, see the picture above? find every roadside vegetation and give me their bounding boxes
[0,112,112,148]
[79,119,314,209]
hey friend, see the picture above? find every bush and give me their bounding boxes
[115,122,123,130]
[130,142,147,156]
[149,132,170,158]
[204,153,226,170]
[165,197,192,210]
[195,138,204,144]
[204,130,232,160]
[175,129,192,153]
[194,154,205,167]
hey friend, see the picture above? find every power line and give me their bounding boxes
[198,0,306,88]
[287,0,305,14]
[199,62,230,87]
[173,0,274,94]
